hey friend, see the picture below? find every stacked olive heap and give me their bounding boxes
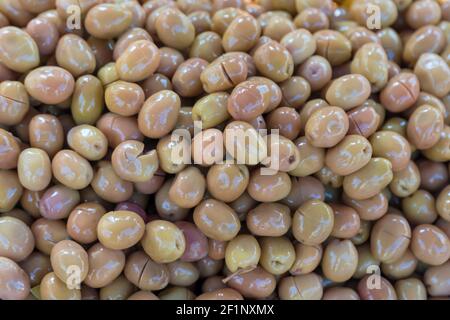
[1,0,450,300]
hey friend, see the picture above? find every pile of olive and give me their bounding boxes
[0,0,450,301]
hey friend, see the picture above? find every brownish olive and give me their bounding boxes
[246,203,291,237]
[138,90,180,139]
[97,210,145,250]
[371,214,411,263]
[142,222,186,265]
[193,199,240,241]
[292,200,334,246]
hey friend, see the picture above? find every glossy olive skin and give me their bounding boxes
[259,236,295,275]
[156,8,195,50]
[190,31,223,62]
[314,30,351,66]
[0,81,30,126]
[71,75,104,125]
[411,224,450,266]
[330,203,361,239]
[247,170,291,202]
[67,202,106,244]
[40,272,81,300]
[227,79,277,121]
[347,105,381,138]
[223,14,260,52]
[105,81,145,117]
[266,107,301,141]
[99,274,134,300]
[138,90,180,139]
[196,255,223,278]
[175,221,208,262]
[207,164,249,203]
[343,158,394,200]
[67,125,108,161]
[193,199,241,241]
[97,62,119,86]
[200,53,249,93]
[253,40,294,82]
[403,26,446,64]
[278,273,323,300]
[395,278,427,300]
[325,135,372,176]
[305,107,349,148]
[418,159,448,192]
[407,105,444,150]
[246,203,291,237]
[371,214,411,264]
[351,42,388,91]
[0,26,39,73]
[84,243,125,288]
[196,288,243,300]
[289,137,325,177]
[1,0,450,301]
[322,239,358,282]
[422,125,450,162]
[419,53,450,98]
[437,185,450,222]
[357,275,397,300]
[281,29,316,65]
[192,92,230,129]
[141,220,186,263]
[402,190,438,225]
[0,217,34,262]
[289,243,322,276]
[370,131,411,172]
[97,211,145,250]
[390,161,421,198]
[380,72,420,113]
[124,251,169,291]
[226,267,276,299]
[0,129,20,169]
[31,218,69,255]
[265,134,300,172]
[0,257,30,300]
[17,148,51,192]
[169,167,206,209]
[0,169,23,213]
[128,291,159,300]
[96,113,143,149]
[111,141,158,183]
[116,40,160,83]
[29,114,64,158]
[381,249,417,280]
[50,240,89,285]
[167,260,199,287]
[344,192,388,222]
[172,58,208,98]
[211,7,245,34]
[56,34,96,77]
[91,161,134,203]
[424,261,450,296]
[25,66,74,105]
[325,74,371,110]
[52,150,93,190]
[292,200,334,246]
[19,251,52,287]
[297,55,332,91]
[225,234,260,273]
[85,4,132,40]
[323,287,360,300]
